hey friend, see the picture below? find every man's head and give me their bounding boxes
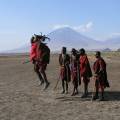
[79,48,85,55]
[34,34,43,43]
[62,47,66,54]
[71,48,76,55]
[33,34,50,44]
[30,36,35,43]
[95,51,101,58]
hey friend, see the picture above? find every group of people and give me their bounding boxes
[30,34,110,101]
[59,47,110,101]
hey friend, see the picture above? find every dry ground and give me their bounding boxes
[0,53,120,120]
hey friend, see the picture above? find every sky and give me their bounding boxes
[0,0,120,51]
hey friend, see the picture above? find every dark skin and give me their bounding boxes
[38,39,50,90]
[61,48,69,94]
[62,48,66,55]
[32,37,50,89]
[31,36,44,85]
[71,50,78,96]
[34,64,44,85]
[92,53,104,101]
[71,80,78,96]
[80,49,89,98]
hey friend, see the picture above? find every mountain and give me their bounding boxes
[104,36,120,49]
[47,27,101,51]
[2,44,30,53]
[3,27,120,53]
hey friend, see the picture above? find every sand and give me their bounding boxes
[0,53,120,120]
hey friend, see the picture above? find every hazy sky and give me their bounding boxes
[0,0,120,51]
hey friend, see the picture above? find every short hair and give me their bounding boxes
[80,48,85,54]
[71,48,76,54]
[96,51,101,56]
[30,36,35,43]
[62,47,66,51]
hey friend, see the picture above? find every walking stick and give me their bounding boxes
[53,74,61,91]
[91,76,96,101]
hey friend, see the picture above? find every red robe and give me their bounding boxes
[30,42,38,61]
[79,54,92,78]
[71,55,80,81]
[70,54,81,86]
[30,42,47,71]
[71,59,78,81]
[93,57,109,88]
[59,54,71,82]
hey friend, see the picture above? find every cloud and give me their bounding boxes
[107,32,120,39]
[53,22,93,32]
[53,24,70,30]
[73,22,93,32]
[111,32,120,37]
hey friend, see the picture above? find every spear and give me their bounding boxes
[53,74,61,91]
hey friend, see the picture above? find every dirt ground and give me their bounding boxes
[0,53,120,120]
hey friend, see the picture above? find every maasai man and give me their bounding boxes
[70,48,81,96]
[79,48,92,98]
[30,34,50,90]
[30,36,44,85]
[59,47,71,94]
[92,51,110,101]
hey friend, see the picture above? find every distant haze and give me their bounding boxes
[3,27,120,53]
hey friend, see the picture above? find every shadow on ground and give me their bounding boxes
[55,91,120,102]
[105,91,120,101]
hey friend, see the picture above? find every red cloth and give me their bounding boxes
[30,43,37,61]
[60,67,66,80]
[79,54,92,77]
[71,66,78,87]
[93,58,106,73]
[59,54,71,82]
[93,57,108,88]
[71,57,78,81]
[30,42,48,72]
[71,67,77,81]
[60,66,71,82]
[30,42,42,61]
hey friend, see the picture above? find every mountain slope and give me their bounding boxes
[104,36,120,49]
[2,44,30,53]
[48,27,101,51]
[3,27,120,53]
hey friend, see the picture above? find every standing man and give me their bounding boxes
[30,34,50,90]
[79,48,92,98]
[92,51,110,101]
[59,47,71,94]
[70,48,81,96]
